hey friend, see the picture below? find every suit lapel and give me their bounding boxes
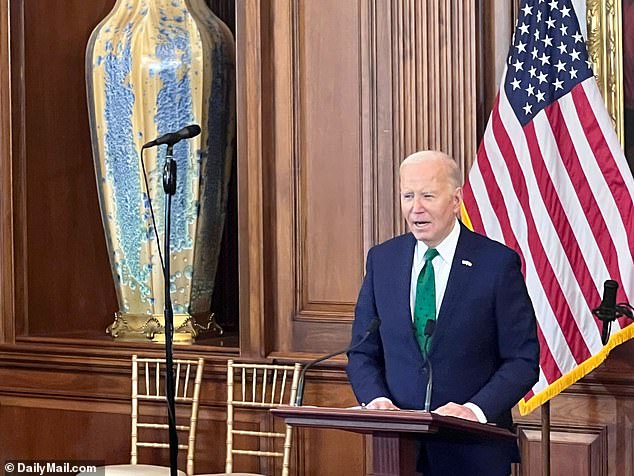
[394,233,417,334]
[433,225,476,352]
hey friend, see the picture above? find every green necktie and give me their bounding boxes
[414,248,439,354]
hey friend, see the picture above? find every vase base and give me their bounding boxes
[106,312,222,343]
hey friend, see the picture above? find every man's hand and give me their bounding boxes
[365,397,400,410]
[433,402,478,421]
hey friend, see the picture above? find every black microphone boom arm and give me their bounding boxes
[294,318,380,406]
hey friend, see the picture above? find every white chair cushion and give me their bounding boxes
[77,464,186,476]
[195,473,264,476]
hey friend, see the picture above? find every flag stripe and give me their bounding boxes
[462,169,485,233]
[465,159,505,243]
[546,95,629,340]
[546,99,619,274]
[476,140,523,266]
[533,318,563,386]
[579,82,634,331]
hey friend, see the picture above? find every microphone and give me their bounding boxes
[294,317,380,406]
[593,280,618,345]
[422,319,435,412]
[592,280,634,345]
[143,124,201,148]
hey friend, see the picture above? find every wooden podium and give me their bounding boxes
[272,406,516,476]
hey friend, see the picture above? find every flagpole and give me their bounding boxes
[542,400,550,476]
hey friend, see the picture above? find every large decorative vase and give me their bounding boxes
[86,0,235,342]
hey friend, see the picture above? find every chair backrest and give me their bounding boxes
[225,360,301,476]
[131,354,205,476]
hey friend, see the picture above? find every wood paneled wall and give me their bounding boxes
[22,1,117,335]
[3,344,634,475]
[0,347,366,475]
[261,0,480,357]
[390,0,478,172]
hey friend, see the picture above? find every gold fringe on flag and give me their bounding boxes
[518,324,634,415]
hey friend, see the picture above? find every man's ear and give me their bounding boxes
[453,187,463,210]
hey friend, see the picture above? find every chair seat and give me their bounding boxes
[77,464,187,476]
[196,473,264,476]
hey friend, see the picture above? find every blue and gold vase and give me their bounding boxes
[86,0,235,342]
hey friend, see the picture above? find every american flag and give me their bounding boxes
[462,0,634,414]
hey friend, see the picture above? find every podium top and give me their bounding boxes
[271,405,516,441]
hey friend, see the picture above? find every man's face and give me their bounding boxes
[400,159,462,247]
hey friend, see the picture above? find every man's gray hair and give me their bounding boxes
[400,150,462,188]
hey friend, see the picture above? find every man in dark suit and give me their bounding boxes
[346,151,540,476]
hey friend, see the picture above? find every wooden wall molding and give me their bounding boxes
[519,424,607,475]
[293,0,366,320]
[0,348,230,404]
[630,426,634,475]
[0,394,130,414]
[389,0,477,186]
[0,0,15,344]
[267,0,370,353]
[236,0,267,358]
[476,0,515,143]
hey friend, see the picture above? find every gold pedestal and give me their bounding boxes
[106,312,222,343]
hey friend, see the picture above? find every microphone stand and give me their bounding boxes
[295,318,380,406]
[602,303,634,344]
[162,144,179,476]
[422,320,435,412]
[295,348,349,407]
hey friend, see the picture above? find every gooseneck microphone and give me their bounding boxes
[143,124,201,148]
[294,317,380,407]
[592,280,634,345]
[422,319,435,412]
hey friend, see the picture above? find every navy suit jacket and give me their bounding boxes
[346,223,540,473]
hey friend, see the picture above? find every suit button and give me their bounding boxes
[421,367,427,374]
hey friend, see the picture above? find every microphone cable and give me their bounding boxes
[140,146,166,275]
